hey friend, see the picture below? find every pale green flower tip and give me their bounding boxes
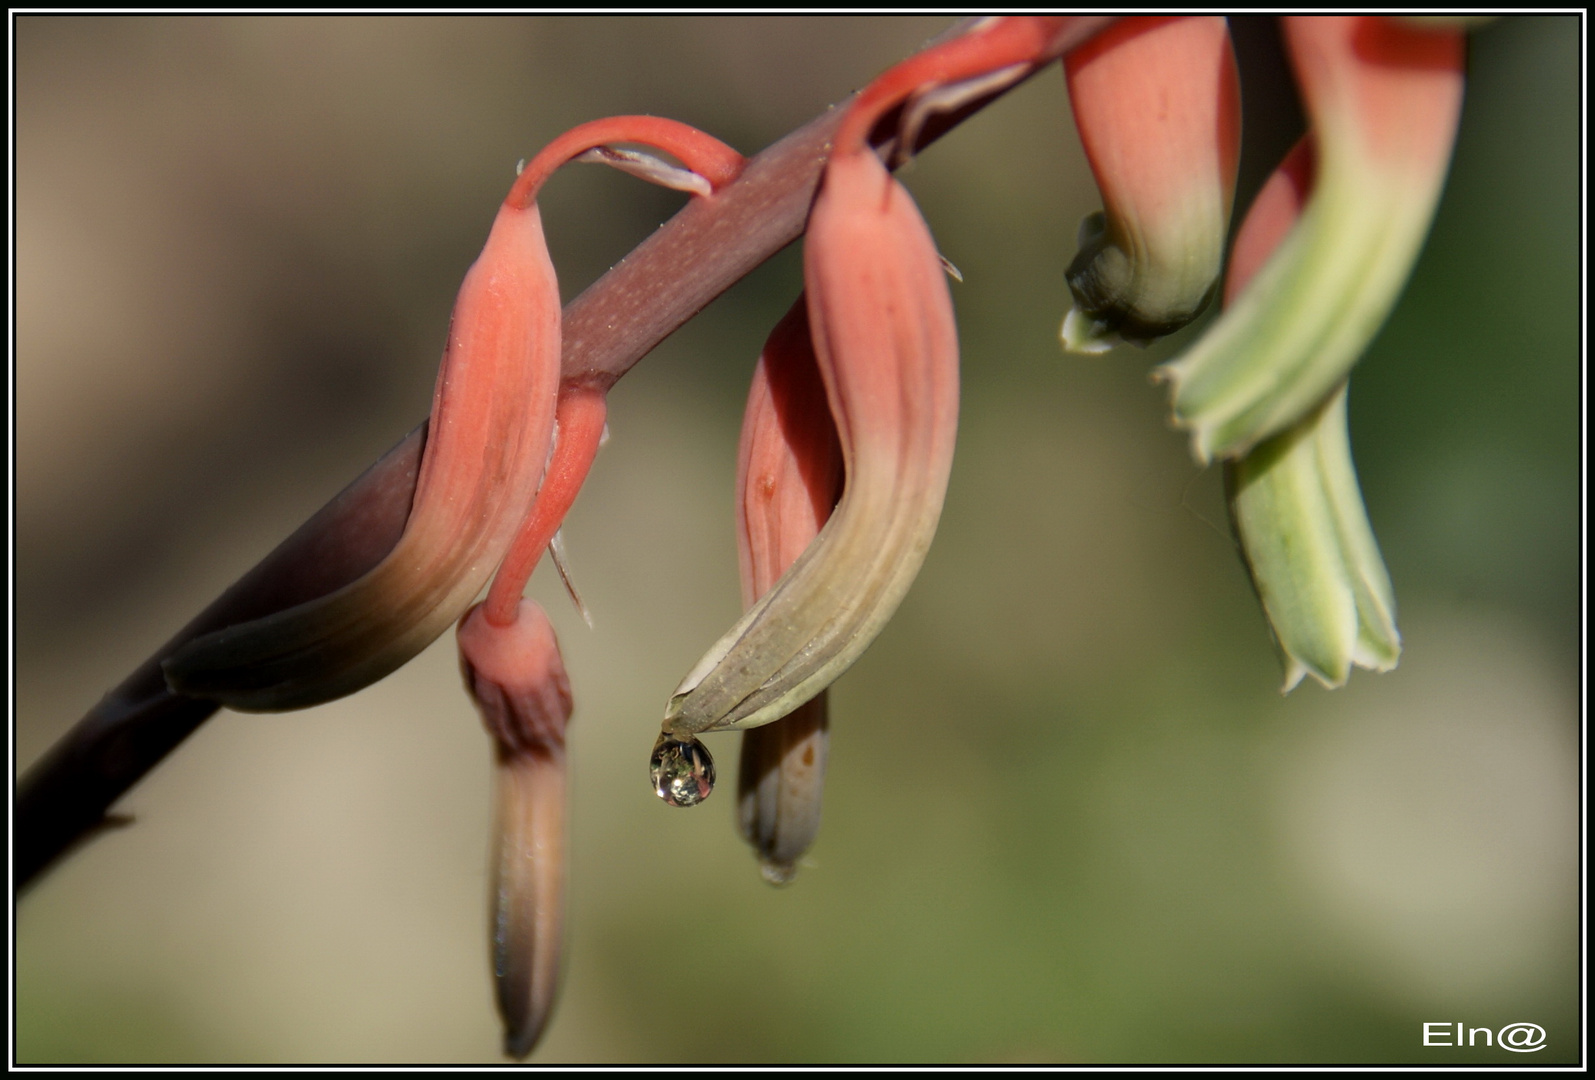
[1060,306,1120,355]
[1149,360,1220,465]
[1276,627,1354,693]
[1186,425,1220,467]
[1282,631,1399,694]
[1290,668,1347,694]
[661,695,694,737]
[1351,627,1402,674]
[1280,659,1309,695]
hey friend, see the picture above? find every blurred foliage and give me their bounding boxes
[14,16,1581,1064]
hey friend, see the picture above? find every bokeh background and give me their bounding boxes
[14,16,1581,1065]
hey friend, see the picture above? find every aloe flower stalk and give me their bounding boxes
[1060,16,1242,353]
[732,297,843,882]
[161,117,742,713]
[456,599,573,1059]
[663,23,1068,741]
[1156,16,1466,462]
[1221,137,1399,691]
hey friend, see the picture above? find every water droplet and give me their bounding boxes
[650,733,715,807]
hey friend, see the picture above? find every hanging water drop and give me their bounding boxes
[650,733,715,807]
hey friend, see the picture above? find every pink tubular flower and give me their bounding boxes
[163,117,742,714]
[1158,16,1466,462]
[1060,16,1242,352]
[732,297,842,881]
[665,17,1080,742]
[453,116,743,1059]
[164,181,563,711]
[447,116,740,1058]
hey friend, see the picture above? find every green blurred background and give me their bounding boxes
[14,16,1580,1064]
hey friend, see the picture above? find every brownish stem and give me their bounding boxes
[15,16,1115,891]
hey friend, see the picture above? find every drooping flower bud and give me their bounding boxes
[662,19,1077,741]
[165,193,564,711]
[665,155,958,737]
[730,297,842,881]
[164,117,743,712]
[457,599,573,1059]
[1059,16,1242,352]
[1157,16,1466,462]
[1221,138,1400,691]
[447,119,742,1057]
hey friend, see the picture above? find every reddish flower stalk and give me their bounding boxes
[506,115,745,210]
[833,16,1081,154]
[486,117,744,627]
[482,387,609,628]
[732,297,843,882]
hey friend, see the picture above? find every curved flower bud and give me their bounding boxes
[165,194,563,711]
[665,154,957,736]
[1222,138,1400,691]
[1059,16,1242,352]
[449,121,742,1054]
[457,599,573,1059]
[664,19,1083,740]
[164,117,742,712]
[731,297,842,881]
[1157,16,1466,462]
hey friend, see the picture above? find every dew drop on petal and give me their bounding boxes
[650,733,715,807]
